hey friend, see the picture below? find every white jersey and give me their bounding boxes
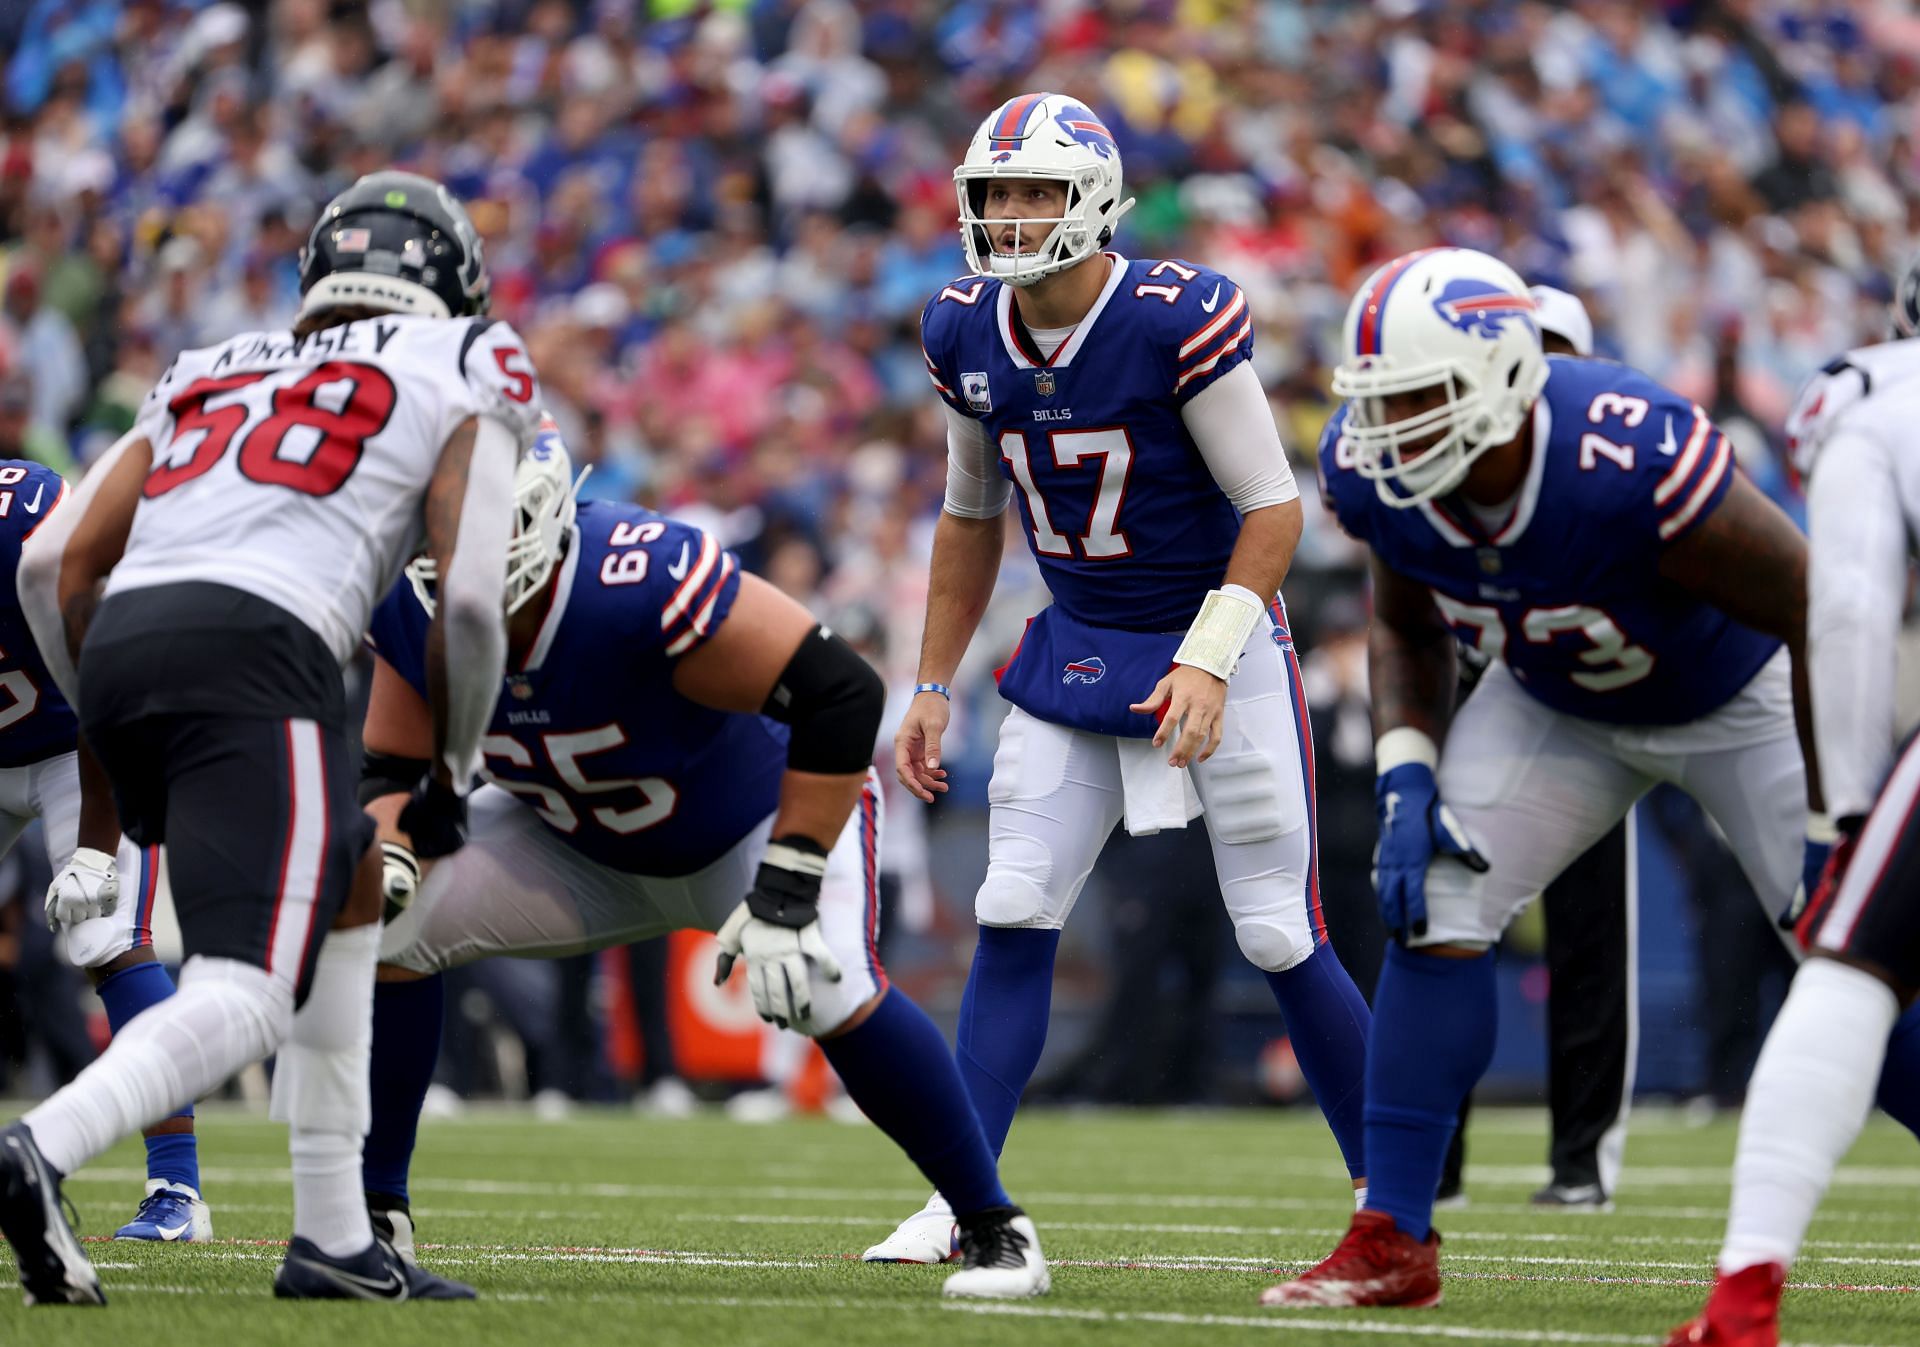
[1790,338,1920,820]
[109,314,543,666]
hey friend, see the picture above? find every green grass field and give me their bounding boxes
[1,1103,1916,1346]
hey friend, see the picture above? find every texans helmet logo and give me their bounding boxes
[1432,279,1537,341]
[1062,656,1107,685]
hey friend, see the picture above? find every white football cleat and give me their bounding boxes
[863,1191,957,1263]
[942,1210,1049,1299]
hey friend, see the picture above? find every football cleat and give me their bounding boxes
[273,1235,475,1301]
[941,1208,1049,1299]
[1666,1263,1785,1347]
[1261,1209,1441,1308]
[368,1193,416,1266]
[1530,1181,1613,1213]
[114,1180,213,1242]
[863,1192,958,1264]
[0,1121,105,1305]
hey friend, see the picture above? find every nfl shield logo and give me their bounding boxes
[1034,370,1056,397]
[508,676,534,701]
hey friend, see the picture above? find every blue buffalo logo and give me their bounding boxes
[1431,279,1537,341]
[1062,656,1107,685]
[1057,106,1116,160]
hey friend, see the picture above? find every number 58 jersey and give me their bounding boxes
[108,314,543,666]
[1318,357,1780,726]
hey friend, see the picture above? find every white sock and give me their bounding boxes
[1719,958,1899,1274]
[25,957,290,1176]
[271,923,379,1259]
[1353,1185,1368,1211]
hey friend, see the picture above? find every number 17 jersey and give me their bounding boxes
[109,314,544,666]
[921,253,1251,633]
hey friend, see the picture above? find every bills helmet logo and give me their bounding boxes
[1432,279,1537,341]
[1062,656,1107,686]
[1058,105,1116,160]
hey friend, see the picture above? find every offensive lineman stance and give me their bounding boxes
[1671,253,1920,1347]
[360,430,1048,1299]
[873,91,1371,1263]
[0,171,527,1304]
[1268,246,1920,1310]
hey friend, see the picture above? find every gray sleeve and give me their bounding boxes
[1806,425,1908,822]
[1178,361,1299,512]
[430,414,517,786]
[941,403,1012,519]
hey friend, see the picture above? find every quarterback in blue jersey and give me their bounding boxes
[1268,246,1920,1310]
[870,91,1373,1265]
[359,427,1048,1299]
[0,461,209,1242]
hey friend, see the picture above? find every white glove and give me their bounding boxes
[712,901,843,1032]
[46,847,120,932]
[381,840,422,913]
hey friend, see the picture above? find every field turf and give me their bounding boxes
[2,1104,1916,1345]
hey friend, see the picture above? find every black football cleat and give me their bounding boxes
[0,1121,105,1306]
[273,1235,475,1301]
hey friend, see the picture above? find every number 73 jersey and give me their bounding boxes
[108,314,544,666]
[922,253,1250,632]
[1318,357,1780,726]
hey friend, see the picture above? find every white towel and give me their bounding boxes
[1115,735,1205,836]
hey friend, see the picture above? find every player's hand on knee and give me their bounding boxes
[399,776,468,858]
[712,836,843,1030]
[1373,758,1486,942]
[1132,666,1226,768]
[1783,814,1861,937]
[895,690,951,802]
[45,847,119,931]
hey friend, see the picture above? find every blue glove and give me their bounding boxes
[1373,761,1489,943]
[1779,816,1839,931]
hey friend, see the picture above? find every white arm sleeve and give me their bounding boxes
[16,431,143,713]
[1807,426,1909,822]
[430,414,517,786]
[941,403,1011,519]
[1180,361,1299,512]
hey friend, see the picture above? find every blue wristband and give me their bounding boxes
[914,682,951,700]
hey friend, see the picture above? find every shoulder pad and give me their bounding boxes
[1786,355,1873,481]
[1131,259,1252,400]
[456,318,544,444]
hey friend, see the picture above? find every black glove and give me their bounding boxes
[399,776,468,859]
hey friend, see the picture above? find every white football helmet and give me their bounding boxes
[407,413,584,616]
[1333,247,1549,508]
[955,92,1134,287]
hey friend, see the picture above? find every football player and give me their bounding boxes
[873,91,1372,1263]
[359,429,1048,1300]
[1669,253,1920,1347]
[0,463,209,1243]
[1265,245,1920,1309]
[0,170,530,1304]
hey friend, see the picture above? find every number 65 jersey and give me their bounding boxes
[107,314,543,666]
[1318,356,1779,726]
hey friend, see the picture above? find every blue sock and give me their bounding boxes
[954,926,1060,1157]
[97,961,199,1191]
[820,988,1010,1216]
[363,975,445,1203]
[1262,943,1371,1179]
[1362,945,1498,1241]
[1875,1000,1920,1134]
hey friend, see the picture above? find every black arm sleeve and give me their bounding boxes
[360,752,431,806]
[760,625,885,776]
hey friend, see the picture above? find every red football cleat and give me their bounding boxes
[1666,1263,1786,1347]
[1260,1209,1442,1308]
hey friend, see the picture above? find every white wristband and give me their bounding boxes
[762,841,829,879]
[1806,811,1838,845]
[1172,584,1265,680]
[1374,727,1438,774]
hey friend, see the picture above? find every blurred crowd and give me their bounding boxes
[2,0,1917,1105]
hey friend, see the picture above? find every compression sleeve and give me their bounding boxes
[1179,361,1299,513]
[430,413,516,786]
[1806,425,1908,822]
[941,403,1012,519]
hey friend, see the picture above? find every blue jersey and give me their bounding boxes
[0,461,77,768]
[921,254,1250,634]
[1318,357,1779,726]
[368,501,788,877]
